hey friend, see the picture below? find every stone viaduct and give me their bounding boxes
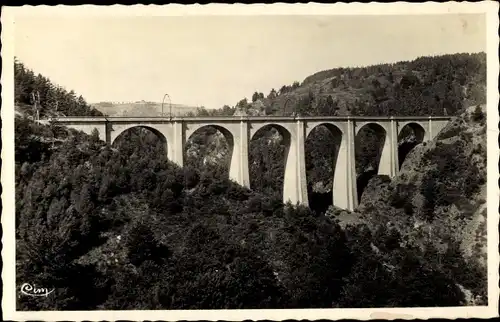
[47,115,451,211]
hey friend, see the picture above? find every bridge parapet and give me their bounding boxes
[47,115,453,123]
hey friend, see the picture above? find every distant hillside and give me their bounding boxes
[92,101,199,117]
[235,52,486,117]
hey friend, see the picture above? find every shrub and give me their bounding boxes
[125,222,170,266]
[403,202,414,215]
[437,125,462,140]
[471,105,485,124]
[390,183,416,209]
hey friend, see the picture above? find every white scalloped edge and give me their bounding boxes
[1,2,498,321]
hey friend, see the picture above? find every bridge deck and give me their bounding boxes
[47,115,453,122]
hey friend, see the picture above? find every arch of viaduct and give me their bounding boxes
[48,115,451,211]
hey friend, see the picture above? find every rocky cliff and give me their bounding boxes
[330,104,488,303]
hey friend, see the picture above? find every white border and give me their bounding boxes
[2,2,499,321]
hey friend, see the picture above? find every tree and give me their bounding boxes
[268,88,277,100]
[236,98,249,111]
[387,71,394,83]
[318,95,337,116]
[471,105,485,123]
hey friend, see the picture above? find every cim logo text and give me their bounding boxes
[20,283,55,297]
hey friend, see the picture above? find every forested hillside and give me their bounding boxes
[15,52,487,309]
[14,59,103,117]
[228,52,486,117]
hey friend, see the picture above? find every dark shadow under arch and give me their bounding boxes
[398,123,426,169]
[305,123,343,214]
[112,125,168,159]
[249,124,292,199]
[250,123,292,143]
[355,123,387,203]
[184,125,234,179]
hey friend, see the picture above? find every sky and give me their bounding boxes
[14,14,486,109]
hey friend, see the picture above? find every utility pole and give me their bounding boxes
[31,90,41,122]
[161,93,171,119]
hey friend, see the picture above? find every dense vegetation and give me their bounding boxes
[15,52,487,310]
[14,59,103,117]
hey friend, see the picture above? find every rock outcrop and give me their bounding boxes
[332,104,488,267]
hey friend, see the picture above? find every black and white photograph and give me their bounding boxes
[1,2,499,321]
